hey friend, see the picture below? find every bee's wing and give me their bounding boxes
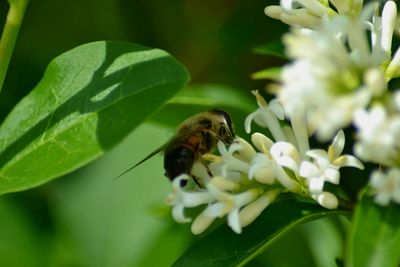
[114,144,166,180]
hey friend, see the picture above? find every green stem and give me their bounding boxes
[0,0,30,94]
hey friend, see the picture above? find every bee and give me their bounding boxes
[116,109,235,187]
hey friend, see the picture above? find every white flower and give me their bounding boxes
[380,1,397,54]
[232,137,257,162]
[270,1,400,141]
[166,175,216,223]
[166,95,364,234]
[207,140,250,182]
[299,131,364,193]
[382,1,400,78]
[354,105,400,166]
[370,168,400,206]
[249,132,299,189]
[264,0,360,29]
[245,91,286,141]
[269,141,303,191]
[164,0,400,236]
[203,179,262,234]
[248,153,277,185]
[279,14,387,140]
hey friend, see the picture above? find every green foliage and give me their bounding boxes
[252,42,286,59]
[0,198,43,267]
[251,67,281,80]
[0,123,194,266]
[346,191,400,267]
[48,123,192,267]
[0,41,189,195]
[173,200,348,267]
[254,216,347,267]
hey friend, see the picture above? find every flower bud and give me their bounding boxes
[191,214,215,235]
[239,190,278,227]
[313,192,338,209]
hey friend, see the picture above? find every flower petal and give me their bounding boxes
[299,161,320,177]
[217,140,229,156]
[239,190,278,227]
[209,176,238,191]
[251,132,274,153]
[308,177,324,193]
[269,99,285,119]
[181,191,215,207]
[234,137,256,162]
[254,167,276,184]
[333,155,364,169]
[374,193,392,206]
[271,141,301,164]
[191,213,215,235]
[276,155,300,173]
[245,110,260,133]
[172,204,191,223]
[324,168,340,184]
[306,149,329,162]
[227,209,242,234]
[313,192,339,209]
[228,142,244,154]
[328,130,345,159]
[381,1,397,53]
[296,0,332,17]
[204,202,227,218]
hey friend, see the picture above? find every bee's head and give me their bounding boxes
[210,109,235,145]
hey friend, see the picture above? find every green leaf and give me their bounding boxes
[48,123,193,267]
[0,41,189,194]
[173,200,347,267]
[0,197,45,266]
[255,217,346,266]
[252,42,286,58]
[251,67,281,80]
[150,84,256,137]
[346,191,400,267]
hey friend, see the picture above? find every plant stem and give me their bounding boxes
[0,0,30,94]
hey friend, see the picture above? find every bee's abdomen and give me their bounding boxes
[164,145,196,182]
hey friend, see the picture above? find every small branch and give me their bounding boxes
[0,0,30,94]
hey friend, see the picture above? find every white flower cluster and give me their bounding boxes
[166,0,400,234]
[264,0,400,206]
[166,91,363,234]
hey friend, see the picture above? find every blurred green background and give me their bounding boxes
[0,1,345,266]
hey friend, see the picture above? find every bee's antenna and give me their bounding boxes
[114,162,142,180]
[114,144,165,180]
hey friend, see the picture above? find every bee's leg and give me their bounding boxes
[205,163,213,177]
[199,156,213,178]
[191,175,204,188]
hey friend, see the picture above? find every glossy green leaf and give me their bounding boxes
[150,84,256,137]
[256,216,346,267]
[346,192,400,267]
[173,200,347,267]
[0,41,189,194]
